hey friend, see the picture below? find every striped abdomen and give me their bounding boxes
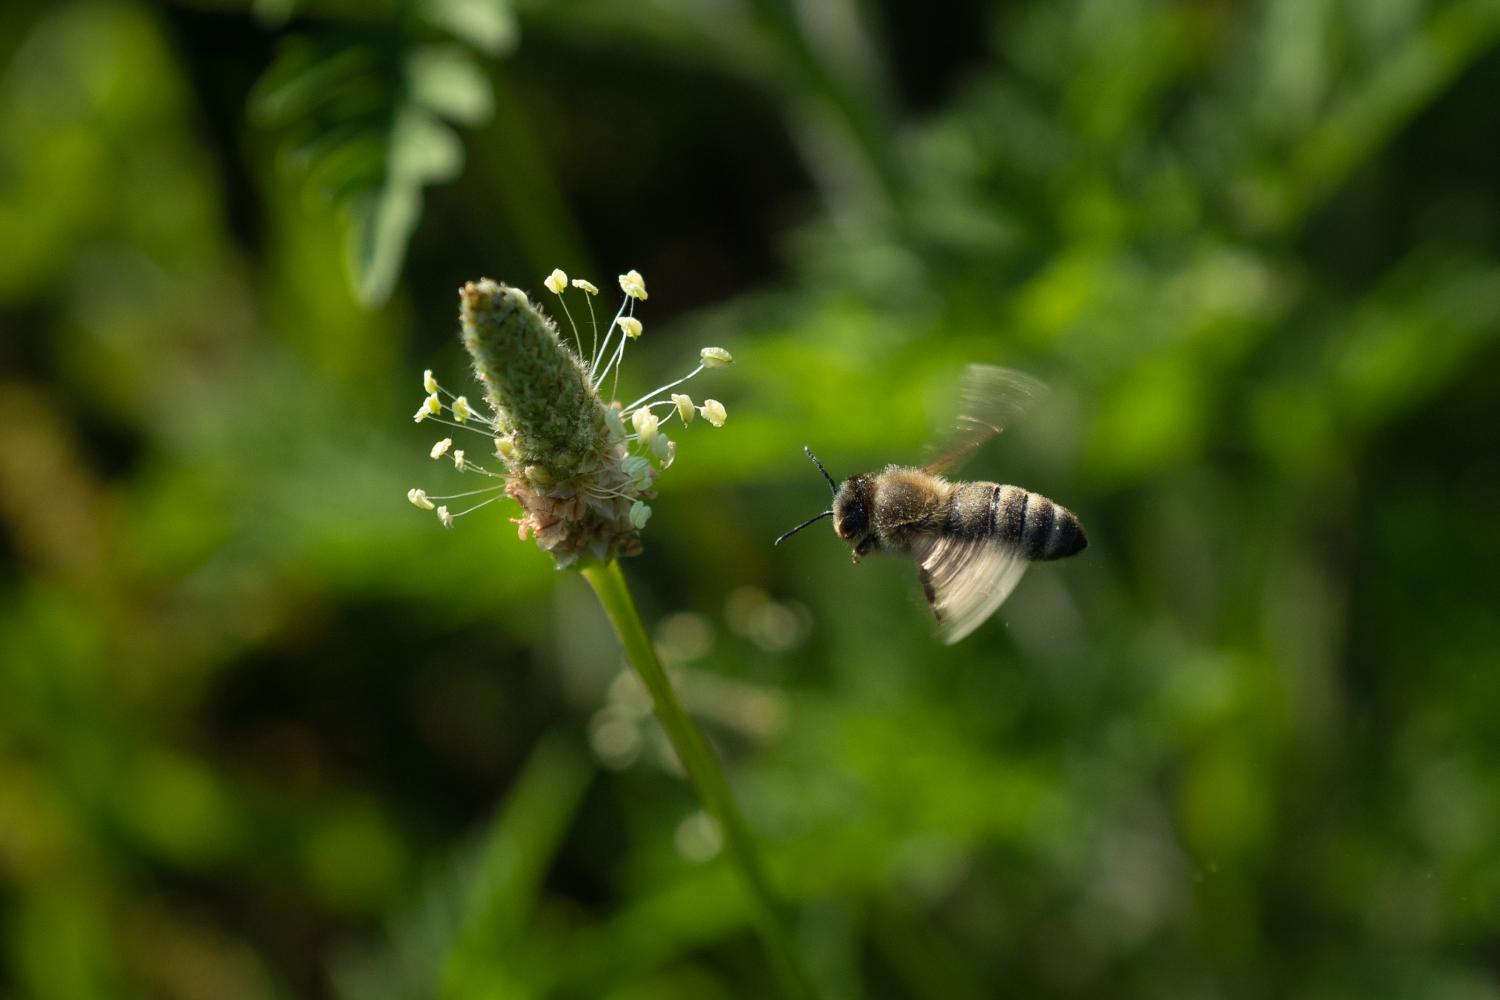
[948,482,1087,561]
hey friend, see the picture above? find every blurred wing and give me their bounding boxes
[922,365,1047,476]
[912,534,1029,645]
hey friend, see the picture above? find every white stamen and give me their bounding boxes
[426,484,507,501]
[622,364,704,413]
[424,415,498,439]
[593,314,631,391]
[592,293,630,375]
[452,492,510,518]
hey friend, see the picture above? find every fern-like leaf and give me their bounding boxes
[252,1,515,306]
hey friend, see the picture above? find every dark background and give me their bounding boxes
[2,1,1499,997]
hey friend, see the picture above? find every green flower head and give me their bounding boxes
[408,270,733,568]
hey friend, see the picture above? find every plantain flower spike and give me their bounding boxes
[406,270,731,568]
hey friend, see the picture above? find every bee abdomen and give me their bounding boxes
[991,484,1087,562]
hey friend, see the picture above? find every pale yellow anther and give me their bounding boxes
[671,393,695,424]
[629,500,652,529]
[699,346,733,368]
[407,488,435,510]
[631,407,659,444]
[452,449,465,469]
[452,396,471,422]
[495,435,516,460]
[619,269,648,301]
[545,268,568,295]
[571,278,599,295]
[618,317,643,340]
[423,369,439,393]
[437,506,454,528]
[430,437,453,460]
[414,393,441,422]
[700,399,727,427]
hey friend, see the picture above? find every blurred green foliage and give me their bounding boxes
[3,0,1500,997]
[253,0,517,305]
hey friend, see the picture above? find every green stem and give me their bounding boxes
[581,560,818,1000]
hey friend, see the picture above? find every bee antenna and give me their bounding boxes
[774,510,834,547]
[803,446,838,495]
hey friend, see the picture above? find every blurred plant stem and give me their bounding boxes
[581,560,818,1000]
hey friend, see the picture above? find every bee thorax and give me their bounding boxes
[869,467,951,550]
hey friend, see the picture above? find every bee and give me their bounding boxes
[774,365,1086,644]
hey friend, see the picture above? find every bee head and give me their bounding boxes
[832,474,874,542]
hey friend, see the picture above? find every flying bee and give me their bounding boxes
[775,365,1086,644]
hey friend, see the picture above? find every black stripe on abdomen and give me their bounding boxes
[996,485,1087,561]
[994,485,1027,546]
[1022,495,1055,559]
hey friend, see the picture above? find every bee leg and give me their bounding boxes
[918,566,942,623]
[851,535,879,564]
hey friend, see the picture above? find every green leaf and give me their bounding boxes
[343,108,464,304]
[389,106,465,184]
[252,41,379,126]
[407,45,494,125]
[421,0,518,56]
[333,733,591,1000]
[253,14,501,306]
[251,0,300,28]
[346,183,418,307]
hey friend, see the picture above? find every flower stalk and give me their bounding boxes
[582,560,817,1000]
[407,269,811,995]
